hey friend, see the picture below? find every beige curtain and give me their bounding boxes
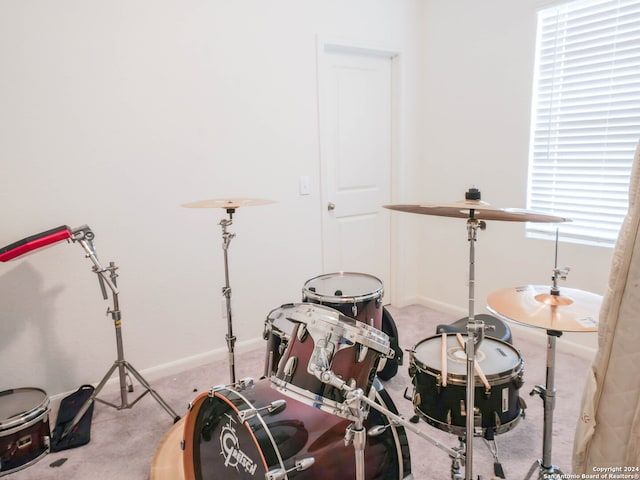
[573,141,640,472]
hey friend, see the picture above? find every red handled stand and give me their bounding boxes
[1,225,180,440]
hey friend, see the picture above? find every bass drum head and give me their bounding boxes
[183,379,411,480]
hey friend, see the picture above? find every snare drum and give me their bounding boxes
[0,388,50,476]
[302,272,384,329]
[182,378,411,479]
[270,303,391,418]
[409,334,525,437]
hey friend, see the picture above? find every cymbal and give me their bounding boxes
[181,198,275,209]
[384,200,570,223]
[486,285,602,332]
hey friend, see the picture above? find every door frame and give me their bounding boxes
[315,36,402,305]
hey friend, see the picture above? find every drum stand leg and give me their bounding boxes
[60,227,180,440]
[524,330,563,479]
[451,438,466,480]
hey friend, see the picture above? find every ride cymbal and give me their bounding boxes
[486,285,602,332]
[181,198,275,209]
[384,200,570,223]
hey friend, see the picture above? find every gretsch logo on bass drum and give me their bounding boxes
[219,414,258,476]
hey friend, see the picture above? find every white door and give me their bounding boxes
[317,43,395,300]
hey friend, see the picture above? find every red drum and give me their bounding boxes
[182,378,411,480]
[270,304,391,419]
[302,272,384,330]
[0,388,50,476]
[262,306,294,378]
[409,334,525,437]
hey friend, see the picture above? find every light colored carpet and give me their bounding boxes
[6,304,593,479]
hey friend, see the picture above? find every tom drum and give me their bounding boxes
[302,272,384,330]
[0,388,50,476]
[270,303,391,419]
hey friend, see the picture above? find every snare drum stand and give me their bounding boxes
[220,208,237,384]
[60,226,179,440]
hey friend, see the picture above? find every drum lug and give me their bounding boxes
[351,303,358,317]
[412,392,421,407]
[377,356,387,373]
[403,386,413,402]
[513,373,524,389]
[262,320,272,340]
[346,378,356,391]
[283,356,297,380]
[493,411,502,432]
[266,457,315,480]
[356,344,369,363]
[297,324,308,342]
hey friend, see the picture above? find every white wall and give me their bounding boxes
[0,0,419,396]
[403,0,615,352]
[0,0,618,399]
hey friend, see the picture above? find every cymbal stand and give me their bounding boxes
[525,328,563,479]
[525,235,568,479]
[220,208,237,383]
[463,211,487,480]
[60,226,179,439]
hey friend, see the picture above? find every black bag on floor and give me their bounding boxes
[50,384,95,452]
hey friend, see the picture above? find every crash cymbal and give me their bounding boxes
[181,198,275,209]
[384,200,570,223]
[486,285,602,332]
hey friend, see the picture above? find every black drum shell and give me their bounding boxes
[409,334,524,436]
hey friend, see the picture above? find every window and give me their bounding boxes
[527,0,640,247]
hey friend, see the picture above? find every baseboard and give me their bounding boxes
[50,337,265,404]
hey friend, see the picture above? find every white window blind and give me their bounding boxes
[527,0,640,246]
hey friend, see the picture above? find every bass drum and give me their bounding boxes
[182,378,411,480]
[0,388,50,476]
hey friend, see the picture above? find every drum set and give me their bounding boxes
[0,190,602,479]
[146,190,603,480]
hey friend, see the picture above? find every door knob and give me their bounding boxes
[327,202,336,211]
